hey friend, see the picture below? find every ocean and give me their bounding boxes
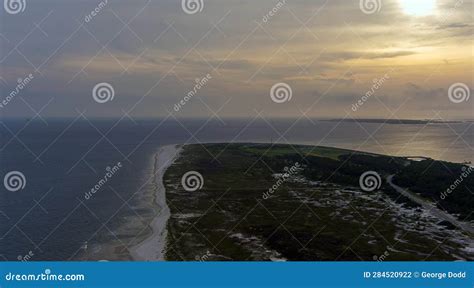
[0,118,472,260]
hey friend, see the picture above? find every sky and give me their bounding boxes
[0,0,473,120]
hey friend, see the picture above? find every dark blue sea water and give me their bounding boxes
[0,118,473,260]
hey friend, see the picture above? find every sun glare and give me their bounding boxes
[399,0,437,16]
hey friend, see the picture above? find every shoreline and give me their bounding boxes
[130,144,182,261]
[158,142,472,165]
[164,143,473,260]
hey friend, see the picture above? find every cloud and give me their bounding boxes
[0,0,472,119]
[323,51,417,62]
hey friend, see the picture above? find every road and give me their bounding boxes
[386,175,474,234]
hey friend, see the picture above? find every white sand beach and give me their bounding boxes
[130,145,182,261]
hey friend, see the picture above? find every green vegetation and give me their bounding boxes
[394,160,474,221]
[163,143,473,261]
[240,144,357,161]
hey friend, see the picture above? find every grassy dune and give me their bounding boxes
[163,143,473,261]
